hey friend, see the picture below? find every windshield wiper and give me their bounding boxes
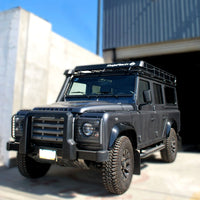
[93,93,119,98]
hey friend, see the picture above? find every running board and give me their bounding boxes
[140,144,165,159]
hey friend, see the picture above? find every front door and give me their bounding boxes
[137,79,156,147]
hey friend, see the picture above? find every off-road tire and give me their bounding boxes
[17,153,51,178]
[102,136,134,194]
[160,128,177,163]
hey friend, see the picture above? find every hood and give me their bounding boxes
[33,101,134,113]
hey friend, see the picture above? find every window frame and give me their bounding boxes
[153,83,164,105]
[137,78,151,105]
[164,86,177,105]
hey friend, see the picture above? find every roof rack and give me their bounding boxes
[72,61,176,85]
[137,61,176,85]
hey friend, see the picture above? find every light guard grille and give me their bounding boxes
[32,116,64,142]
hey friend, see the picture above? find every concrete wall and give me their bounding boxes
[48,32,104,104]
[13,9,52,112]
[0,8,104,166]
[0,9,20,166]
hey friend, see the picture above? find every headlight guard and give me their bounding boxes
[11,115,24,139]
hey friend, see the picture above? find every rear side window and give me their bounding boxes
[153,83,163,104]
[165,87,177,105]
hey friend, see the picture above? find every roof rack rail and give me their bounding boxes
[137,61,176,85]
[73,61,176,85]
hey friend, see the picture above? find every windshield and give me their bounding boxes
[66,74,136,97]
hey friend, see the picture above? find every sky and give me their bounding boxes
[0,0,102,55]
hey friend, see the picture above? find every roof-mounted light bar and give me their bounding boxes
[64,61,176,85]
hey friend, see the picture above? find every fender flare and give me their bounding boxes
[108,123,135,149]
[164,119,177,137]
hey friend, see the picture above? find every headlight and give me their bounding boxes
[82,123,94,136]
[11,115,24,138]
[75,118,102,144]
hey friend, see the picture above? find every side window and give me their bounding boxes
[153,83,163,104]
[165,86,176,105]
[138,79,150,104]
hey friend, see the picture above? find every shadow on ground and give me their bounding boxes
[0,144,199,199]
[0,165,114,199]
[0,154,164,199]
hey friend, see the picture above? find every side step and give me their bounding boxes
[140,143,165,159]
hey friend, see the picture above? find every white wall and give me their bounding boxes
[13,9,52,111]
[0,8,104,166]
[48,32,103,104]
[0,9,20,166]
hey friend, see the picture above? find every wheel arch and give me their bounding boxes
[108,123,137,150]
[108,123,140,175]
[164,118,178,137]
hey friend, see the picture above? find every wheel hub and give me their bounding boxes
[171,137,176,153]
[121,149,131,179]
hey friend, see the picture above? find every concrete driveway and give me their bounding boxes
[0,151,199,200]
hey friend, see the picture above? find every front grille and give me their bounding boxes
[32,116,64,142]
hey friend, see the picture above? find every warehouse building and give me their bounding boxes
[103,0,200,144]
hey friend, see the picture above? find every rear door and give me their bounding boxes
[152,83,165,141]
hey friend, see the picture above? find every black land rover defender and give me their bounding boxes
[7,61,180,194]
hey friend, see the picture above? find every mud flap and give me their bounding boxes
[133,150,141,175]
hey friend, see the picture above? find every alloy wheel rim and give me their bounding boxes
[171,137,176,153]
[121,149,131,179]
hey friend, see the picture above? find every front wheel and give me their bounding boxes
[102,136,134,195]
[160,128,178,163]
[17,153,51,178]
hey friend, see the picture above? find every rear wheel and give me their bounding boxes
[17,153,51,178]
[160,128,177,163]
[102,136,134,194]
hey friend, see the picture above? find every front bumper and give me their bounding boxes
[7,141,108,162]
[7,141,19,151]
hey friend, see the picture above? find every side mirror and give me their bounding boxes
[143,90,152,104]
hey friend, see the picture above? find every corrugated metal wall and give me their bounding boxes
[103,0,200,50]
